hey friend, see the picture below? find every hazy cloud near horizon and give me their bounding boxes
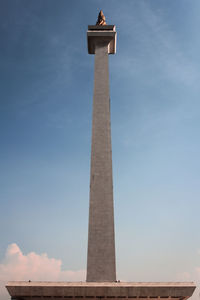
[0,244,85,300]
[1,244,200,300]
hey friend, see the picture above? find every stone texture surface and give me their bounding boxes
[87,26,116,54]
[87,40,116,282]
[6,281,196,300]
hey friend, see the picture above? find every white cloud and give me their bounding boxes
[0,243,85,300]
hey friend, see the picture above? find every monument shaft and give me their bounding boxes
[87,39,116,282]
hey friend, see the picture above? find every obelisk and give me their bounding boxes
[87,11,117,282]
[5,12,196,300]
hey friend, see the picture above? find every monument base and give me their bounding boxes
[6,281,195,300]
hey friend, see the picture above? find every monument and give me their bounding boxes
[6,11,196,300]
[87,10,116,283]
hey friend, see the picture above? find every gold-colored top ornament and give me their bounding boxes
[96,10,106,25]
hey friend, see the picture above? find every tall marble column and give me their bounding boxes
[86,24,117,282]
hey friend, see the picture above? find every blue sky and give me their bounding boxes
[0,0,200,299]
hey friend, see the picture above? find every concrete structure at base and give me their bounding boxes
[6,281,196,300]
[6,15,196,300]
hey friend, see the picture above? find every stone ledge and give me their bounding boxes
[88,25,115,31]
[6,282,196,300]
